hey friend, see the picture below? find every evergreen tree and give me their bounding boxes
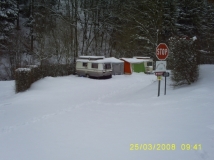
[0,0,18,51]
[176,0,205,38]
[203,2,214,54]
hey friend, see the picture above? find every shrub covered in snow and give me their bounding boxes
[168,37,199,86]
[15,64,74,92]
[27,65,41,83]
[15,68,32,93]
[40,64,73,78]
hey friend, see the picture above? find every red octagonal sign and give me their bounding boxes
[156,43,169,60]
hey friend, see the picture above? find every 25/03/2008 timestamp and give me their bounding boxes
[130,144,202,151]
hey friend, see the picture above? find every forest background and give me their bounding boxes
[0,0,214,80]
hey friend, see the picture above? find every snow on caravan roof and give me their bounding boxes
[90,59,112,63]
[133,56,151,59]
[94,57,123,63]
[104,57,124,63]
[86,57,123,63]
[76,59,89,62]
[77,57,123,63]
[78,56,105,60]
[121,58,150,63]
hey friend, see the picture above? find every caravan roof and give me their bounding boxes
[90,58,112,63]
[121,58,150,63]
[76,59,90,62]
[78,56,105,60]
[77,57,123,63]
[94,57,123,63]
[133,56,152,59]
[104,57,124,63]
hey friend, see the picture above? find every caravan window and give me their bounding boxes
[103,63,111,69]
[147,62,153,66]
[82,62,87,67]
[92,63,98,68]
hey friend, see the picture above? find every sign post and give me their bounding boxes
[155,43,169,97]
[158,78,161,97]
[165,75,166,95]
[155,72,163,97]
[163,72,170,95]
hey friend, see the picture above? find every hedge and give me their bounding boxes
[15,64,73,93]
[15,68,32,93]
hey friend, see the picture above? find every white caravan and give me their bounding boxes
[76,57,112,78]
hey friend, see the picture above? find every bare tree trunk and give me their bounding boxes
[100,31,104,53]
[74,0,78,59]
[157,0,163,45]
[16,0,20,30]
[66,0,74,65]
[30,0,34,51]
[84,17,93,55]
[70,0,78,74]
[81,0,89,55]
[104,32,108,56]
[58,0,60,10]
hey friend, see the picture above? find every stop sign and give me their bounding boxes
[156,43,169,60]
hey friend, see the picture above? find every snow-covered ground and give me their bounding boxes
[0,65,214,160]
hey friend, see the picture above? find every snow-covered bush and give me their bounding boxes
[40,64,73,78]
[15,64,74,92]
[168,37,199,86]
[15,68,32,93]
[27,65,41,83]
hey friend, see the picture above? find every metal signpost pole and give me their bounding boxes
[158,78,161,97]
[164,74,166,95]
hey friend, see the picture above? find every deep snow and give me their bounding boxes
[0,65,214,160]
